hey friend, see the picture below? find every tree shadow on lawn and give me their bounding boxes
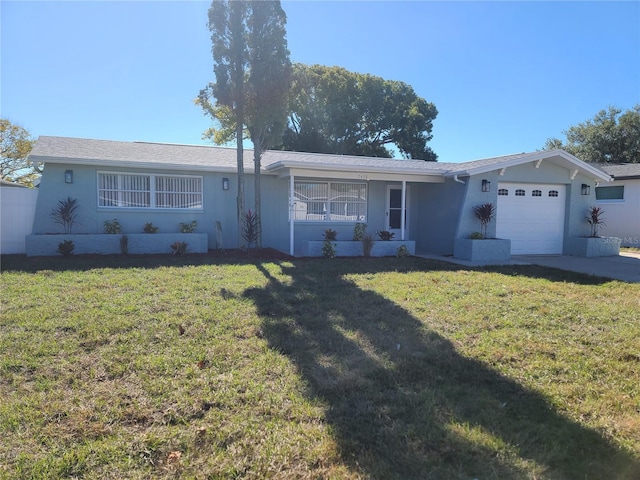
[244,261,639,480]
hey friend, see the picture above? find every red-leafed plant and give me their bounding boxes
[586,206,606,237]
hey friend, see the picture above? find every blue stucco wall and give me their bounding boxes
[413,179,466,255]
[32,164,251,251]
[31,158,604,257]
[455,161,604,255]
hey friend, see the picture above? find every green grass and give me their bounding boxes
[1,254,639,479]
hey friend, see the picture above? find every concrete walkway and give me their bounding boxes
[418,252,640,283]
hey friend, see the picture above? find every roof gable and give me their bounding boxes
[445,150,612,182]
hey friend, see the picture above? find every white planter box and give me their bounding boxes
[454,238,511,264]
[304,240,415,257]
[567,236,621,257]
[26,233,208,257]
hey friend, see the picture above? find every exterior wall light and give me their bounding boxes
[581,183,590,195]
[65,170,73,184]
[222,178,230,191]
[481,179,490,192]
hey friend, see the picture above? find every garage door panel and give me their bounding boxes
[496,183,566,255]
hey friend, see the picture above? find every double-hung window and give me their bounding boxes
[98,172,203,209]
[292,180,367,221]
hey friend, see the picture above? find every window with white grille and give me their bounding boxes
[548,190,559,197]
[98,172,203,209]
[532,189,542,197]
[498,189,508,196]
[292,180,367,221]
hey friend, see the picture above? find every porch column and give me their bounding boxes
[289,174,295,256]
[401,180,406,240]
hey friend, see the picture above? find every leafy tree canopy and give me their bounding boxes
[543,105,640,163]
[1,119,39,186]
[281,64,438,161]
[196,0,291,153]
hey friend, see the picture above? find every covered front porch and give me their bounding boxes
[265,161,445,256]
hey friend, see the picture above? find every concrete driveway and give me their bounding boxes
[419,251,640,283]
[511,252,640,283]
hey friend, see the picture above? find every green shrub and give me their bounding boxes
[104,219,122,234]
[322,239,336,258]
[180,220,197,233]
[353,223,367,241]
[170,241,188,256]
[143,223,159,234]
[469,231,484,240]
[396,245,410,257]
[323,229,337,241]
[57,240,75,256]
[376,230,395,241]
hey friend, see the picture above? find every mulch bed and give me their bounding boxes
[204,248,294,261]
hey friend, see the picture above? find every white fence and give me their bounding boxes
[1,186,39,254]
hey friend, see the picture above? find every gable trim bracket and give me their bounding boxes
[570,169,578,180]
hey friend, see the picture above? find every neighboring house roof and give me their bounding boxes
[1,179,30,188]
[596,163,640,180]
[28,136,612,182]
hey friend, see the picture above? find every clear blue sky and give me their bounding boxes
[2,1,639,163]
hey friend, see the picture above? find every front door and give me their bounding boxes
[386,185,409,238]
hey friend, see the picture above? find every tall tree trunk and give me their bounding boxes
[253,143,262,249]
[229,1,246,250]
[236,121,245,249]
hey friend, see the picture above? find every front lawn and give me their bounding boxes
[1,254,639,479]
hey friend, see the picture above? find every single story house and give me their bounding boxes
[595,163,640,247]
[26,136,614,259]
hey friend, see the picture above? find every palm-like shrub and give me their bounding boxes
[50,197,79,234]
[472,203,496,239]
[242,210,258,249]
[586,206,606,237]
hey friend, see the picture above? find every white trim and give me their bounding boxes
[445,150,612,182]
[289,174,295,256]
[386,184,410,238]
[278,167,443,183]
[401,181,407,240]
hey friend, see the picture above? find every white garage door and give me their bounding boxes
[496,183,566,255]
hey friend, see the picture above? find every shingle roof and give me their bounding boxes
[596,163,640,179]
[28,136,612,182]
[29,136,453,174]
[29,136,246,171]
